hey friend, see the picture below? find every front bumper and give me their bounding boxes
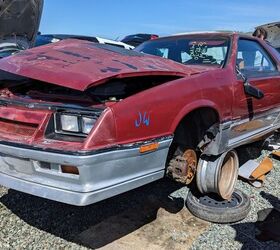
[0,138,172,206]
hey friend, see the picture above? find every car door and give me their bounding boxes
[231,38,280,142]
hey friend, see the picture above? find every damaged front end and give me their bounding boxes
[0,40,190,205]
[0,75,175,206]
[0,71,105,146]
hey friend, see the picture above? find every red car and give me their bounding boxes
[0,32,279,206]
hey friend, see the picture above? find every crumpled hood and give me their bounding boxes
[0,0,44,49]
[256,22,280,48]
[0,39,208,91]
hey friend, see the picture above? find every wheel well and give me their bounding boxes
[173,107,219,148]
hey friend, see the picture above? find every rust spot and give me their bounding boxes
[167,149,198,185]
[233,120,264,132]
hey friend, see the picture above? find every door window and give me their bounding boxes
[237,39,276,75]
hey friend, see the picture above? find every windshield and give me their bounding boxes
[135,36,230,67]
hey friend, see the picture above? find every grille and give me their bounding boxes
[0,118,38,137]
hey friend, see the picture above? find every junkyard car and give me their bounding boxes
[255,22,280,53]
[0,31,279,206]
[0,0,43,57]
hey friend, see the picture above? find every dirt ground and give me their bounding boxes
[0,179,209,250]
[77,197,209,250]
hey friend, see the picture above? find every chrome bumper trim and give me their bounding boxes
[0,138,172,206]
[0,170,164,206]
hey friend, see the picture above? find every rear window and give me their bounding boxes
[135,36,230,67]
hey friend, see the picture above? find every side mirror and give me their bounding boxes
[236,66,264,100]
[243,81,264,99]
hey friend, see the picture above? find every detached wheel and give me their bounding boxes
[186,189,251,223]
[196,150,239,200]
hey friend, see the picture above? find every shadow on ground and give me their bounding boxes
[231,191,280,250]
[0,179,208,249]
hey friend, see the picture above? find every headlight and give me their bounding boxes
[61,115,79,132]
[82,117,96,134]
[55,113,98,136]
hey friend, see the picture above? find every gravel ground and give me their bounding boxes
[0,147,279,249]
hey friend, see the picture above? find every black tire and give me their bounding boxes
[186,189,251,223]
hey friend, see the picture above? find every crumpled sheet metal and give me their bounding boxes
[239,157,273,188]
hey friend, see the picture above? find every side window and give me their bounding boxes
[237,39,276,74]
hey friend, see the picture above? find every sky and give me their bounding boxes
[40,0,280,40]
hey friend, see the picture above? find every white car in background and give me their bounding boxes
[96,37,134,50]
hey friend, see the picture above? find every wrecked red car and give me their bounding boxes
[0,32,279,206]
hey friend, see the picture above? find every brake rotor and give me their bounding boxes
[167,149,198,185]
[182,149,198,183]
